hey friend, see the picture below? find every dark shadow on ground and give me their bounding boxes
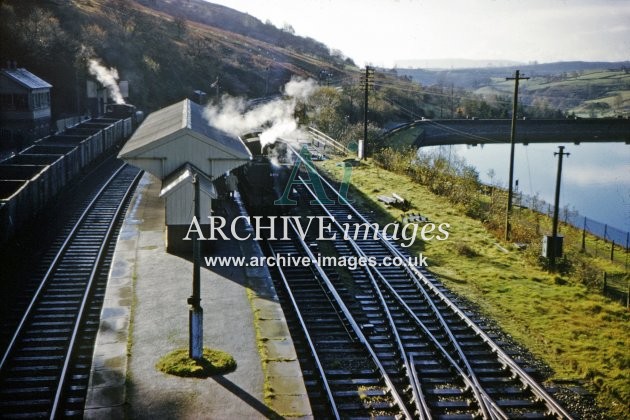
[211,375,283,419]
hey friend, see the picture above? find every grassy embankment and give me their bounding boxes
[317,157,629,418]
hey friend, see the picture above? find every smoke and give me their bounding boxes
[88,59,125,104]
[284,77,318,101]
[203,77,318,147]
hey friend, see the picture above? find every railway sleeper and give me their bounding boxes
[0,385,52,397]
[0,397,51,410]
[416,367,454,378]
[333,388,388,399]
[12,354,65,365]
[432,399,473,410]
[425,387,467,397]
[496,398,545,410]
[325,369,378,378]
[336,401,397,414]
[328,378,383,388]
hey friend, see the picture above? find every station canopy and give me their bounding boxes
[118,99,251,180]
[159,163,217,200]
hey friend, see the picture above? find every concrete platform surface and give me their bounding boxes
[84,172,312,419]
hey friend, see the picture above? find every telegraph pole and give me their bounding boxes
[505,70,529,241]
[550,146,569,269]
[361,66,374,159]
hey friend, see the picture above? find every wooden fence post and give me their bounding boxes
[581,219,586,252]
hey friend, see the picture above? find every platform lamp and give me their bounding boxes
[188,174,203,360]
[194,90,206,105]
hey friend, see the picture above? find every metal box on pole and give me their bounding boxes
[542,235,563,259]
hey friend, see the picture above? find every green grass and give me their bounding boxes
[318,157,630,418]
[155,348,236,378]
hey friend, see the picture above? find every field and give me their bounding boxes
[477,69,630,118]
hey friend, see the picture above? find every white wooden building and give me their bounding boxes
[159,163,216,227]
[118,99,251,180]
[118,99,251,252]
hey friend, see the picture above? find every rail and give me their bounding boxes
[285,218,413,419]
[0,164,129,371]
[0,163,142,418]
[298,173,496,419]
[290,145,573,419]
[267,243,341,420]
[50,166,143,419]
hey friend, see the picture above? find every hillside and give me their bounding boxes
[2,0,522,142]
[2,0,625,134]
[398,61,630,88]
[475,69,630,118]
[397,62,630,117]
[136,0,341,62]
[0,0,354,116]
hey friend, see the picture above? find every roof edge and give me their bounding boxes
[183,99,191,130]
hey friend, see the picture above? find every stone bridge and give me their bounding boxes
[386,118,630,147]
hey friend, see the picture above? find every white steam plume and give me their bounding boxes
[204,77,318,147]
[88,59,125,104]
[284,77,318,101]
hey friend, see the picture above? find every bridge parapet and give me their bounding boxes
[394,118,630,147]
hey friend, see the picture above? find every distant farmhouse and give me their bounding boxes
[0,63,52,148]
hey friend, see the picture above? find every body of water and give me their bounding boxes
[421,142,630,232]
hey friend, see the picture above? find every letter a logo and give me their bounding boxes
[275,146,334,205]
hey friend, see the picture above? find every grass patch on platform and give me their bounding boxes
[156,348,236,378]
[317,157,630,418]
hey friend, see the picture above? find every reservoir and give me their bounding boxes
[421,142,630,233]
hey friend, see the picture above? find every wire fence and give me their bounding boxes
[511,192,630,307]
[512,192,630,273]
[515,191,630,251]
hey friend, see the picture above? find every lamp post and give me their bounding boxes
[188,174,203,360]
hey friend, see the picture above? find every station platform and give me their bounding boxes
[83,172,312,419]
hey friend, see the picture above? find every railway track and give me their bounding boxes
[0,163,142,419]
[263,149,573,419]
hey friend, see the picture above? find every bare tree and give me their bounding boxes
[173,13,188,39]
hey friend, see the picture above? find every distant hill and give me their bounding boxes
[396,62,630,117]
[395,58,523,69]
[397,61,630,88]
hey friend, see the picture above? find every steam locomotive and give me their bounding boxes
[237,135,294,217]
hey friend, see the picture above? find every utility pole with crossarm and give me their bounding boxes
[361,66,374,159]
[505,70,529,241]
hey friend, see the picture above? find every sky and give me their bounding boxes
[206,0,630,68]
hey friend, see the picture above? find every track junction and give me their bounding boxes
[257,146,574,419]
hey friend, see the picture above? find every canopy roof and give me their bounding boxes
[159,163,217,199]
[1,68,52,90]
[119,99,251,179]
